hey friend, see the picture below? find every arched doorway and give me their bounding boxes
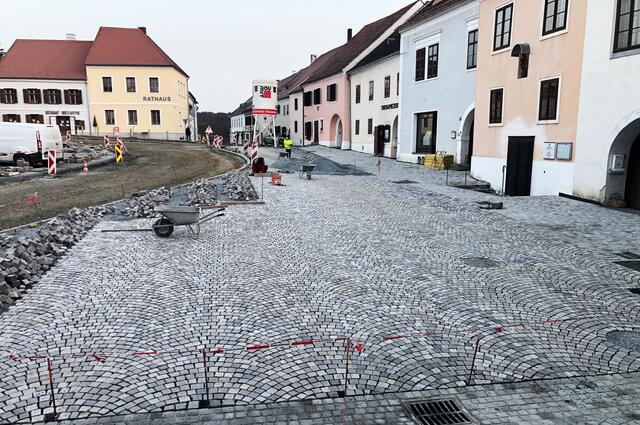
[329,114,342,149]
[606,117,640,209]
[391,116,398,159]
[336,119,343,149]
[459,107,475,166]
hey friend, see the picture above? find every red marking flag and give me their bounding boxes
[26,192,39,206]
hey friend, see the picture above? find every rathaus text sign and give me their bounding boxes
[143,96,172,102]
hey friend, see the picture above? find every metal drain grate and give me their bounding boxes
[617,252,640,260]
[615,260,640,272]
[461,256,500,268]
[393,180,418,184]
[404,399,472,425]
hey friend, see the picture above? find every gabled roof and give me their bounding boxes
[277,70,305,100]
[230,97,252,116]
[85,27,189,77]
[304,3,416,84]
[398,0,470,32]
[0,39,92,80]
[277,47,341,98]
[350,31,401,73]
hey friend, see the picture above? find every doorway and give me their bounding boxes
[55,116,72,135]
[374,125,385,156]
[626,135,640,209]
[313,121,319,144]
[467,120,475,165]
[505,136,534,196]
[391,116,398,159]
[336,119,343,149]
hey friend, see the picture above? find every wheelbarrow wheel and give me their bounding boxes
[153,218,174,238]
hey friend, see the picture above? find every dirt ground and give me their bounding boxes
[0,139,244,230]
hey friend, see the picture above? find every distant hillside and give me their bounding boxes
[197,112,230,142]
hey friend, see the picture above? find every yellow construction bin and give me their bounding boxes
[424,154,454,170]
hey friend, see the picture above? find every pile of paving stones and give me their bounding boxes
[223,172,258,201]
[64,139,110,163]
[0,163,30,177]
[187,179,217,206]
[123,187,171,218]
[0,206,112,313]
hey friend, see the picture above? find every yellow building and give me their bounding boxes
[85,27,190,141]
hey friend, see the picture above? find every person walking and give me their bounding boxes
[284,136,293,158]
[185,127,191,141]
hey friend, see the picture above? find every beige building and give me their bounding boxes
[85,27,190,141]
[472,0,587,196]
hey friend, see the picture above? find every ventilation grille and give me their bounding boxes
[405,399,472,425]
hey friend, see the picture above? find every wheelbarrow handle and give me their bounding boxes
[198,211,225,225]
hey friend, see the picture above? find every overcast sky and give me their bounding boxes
[0,0,414,112]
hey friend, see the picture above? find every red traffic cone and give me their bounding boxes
[82,161,89,173]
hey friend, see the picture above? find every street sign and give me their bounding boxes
[115,144,123,164]
[205,126,213,134]
[48,150,56,177]
[104,135,110,148]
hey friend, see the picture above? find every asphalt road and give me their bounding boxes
[0,140,244,230]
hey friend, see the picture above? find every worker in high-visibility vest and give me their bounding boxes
[284,136,293,158]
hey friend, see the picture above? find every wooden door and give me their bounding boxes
[626,136,640,210]
[313,121,319,143]
[505,136,534,196]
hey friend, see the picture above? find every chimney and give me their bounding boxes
[138,27,147,34]
[310,54,317,64]
[65,33,76,41]
[347,28,353,42]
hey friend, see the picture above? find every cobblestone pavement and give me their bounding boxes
[1,146,640,423]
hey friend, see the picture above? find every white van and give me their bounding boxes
[0,123,64,166]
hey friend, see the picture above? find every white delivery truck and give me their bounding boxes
[0,123,64,166]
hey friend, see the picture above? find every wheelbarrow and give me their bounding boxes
[299,164,315,180]
[152,205,225,239]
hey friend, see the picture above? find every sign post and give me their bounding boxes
[115,144,123,165]
[205,126,213,146]
[48,150,56,177]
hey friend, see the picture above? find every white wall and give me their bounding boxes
[0,79,90,135]
[349,55,400,158]
[573,0,640,203]
[397,1,478,164]
[288,92,304,146]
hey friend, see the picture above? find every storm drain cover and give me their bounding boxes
[607,330,640,353]
[617,252,640,260]
[404,399,471,425]
[393,180,419,184]
[461,256,500,268]
[615,260,640,272]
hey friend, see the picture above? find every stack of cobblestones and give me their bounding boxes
[64,140,110,163]
[123,187,171,218]
[0,206,112,313]
[223,172,258,201]
[187,179,217,206]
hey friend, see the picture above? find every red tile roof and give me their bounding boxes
[85,27,188,77]
[304,3,416,85]
[278,47,342,99]
[399,0,469,32]
[0,39,92,80]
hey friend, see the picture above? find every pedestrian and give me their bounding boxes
[284,136,293,159]
[185,127,191,141]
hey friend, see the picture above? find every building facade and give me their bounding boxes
[349,48,401,158]
[573,0,640,210]
[85,27,190,141]
[0,39,92,135]
[397,0,479,164]
[472,0,587,196]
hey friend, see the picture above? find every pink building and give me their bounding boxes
[302,3,421,149]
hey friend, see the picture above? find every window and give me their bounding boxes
[151,110,161,125]
[327,84,337,102]
[397,73,400,96]
[539,78,560,121]
[105,110,115,125]
[313,88,321,105]
[355,85,361,104]
[128,110,138,125]
[64,89,83,105]
[23,89,42,104]
[416,112,437,154]
[275,126,281,135]
[494,3,513,51]
[2,114,21,122]
[614,0,640,52]
[277,105,281,114]
[25,114,44,124]
[384,76,391,98]
[415,48,426,81]
[427,44,439,79]
[126,77,136,93]
[304,91,313,107]
[489,88,504,124]
[294,121,298,132]
[368,81,374,101]
[294,98,299,110]
[103,77,112,92]
[320,119,324,131]
[367,118,373,134]
[75,120,85,131]
[355,120,360,135]
[149,77,159,93]
[467,30,478,69]
[44,89,62,105]
[1,89,17,104]
[543,0,568,36]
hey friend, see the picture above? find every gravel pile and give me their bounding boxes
[124,187,171,218]
[65,140,110,163]
[187,179,218,206]
[223,172,258,201]
[0,206,112,313]
[270,154,369,176]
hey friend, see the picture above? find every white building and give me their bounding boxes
[0,38,92,135]
[349,33,401,158]
[397,0,479,164]
[573,0,640,210]
[229,98,252,144]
